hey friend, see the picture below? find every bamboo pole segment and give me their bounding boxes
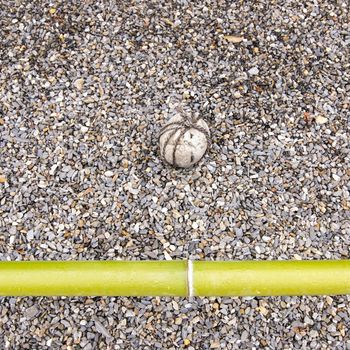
[0,261,187,296]
[193,260,350,296]
[0,260,349,297]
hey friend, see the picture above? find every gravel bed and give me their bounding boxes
[0,0,349,349]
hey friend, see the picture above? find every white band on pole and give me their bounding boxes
[187,260,194,297]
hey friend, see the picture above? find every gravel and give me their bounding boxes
[1,0,350,349]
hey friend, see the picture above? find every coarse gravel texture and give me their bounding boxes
[0,0,350,349]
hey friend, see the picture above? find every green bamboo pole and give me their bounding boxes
[193,260,350,296]
[0,261,187,296]
[0,260,349,296]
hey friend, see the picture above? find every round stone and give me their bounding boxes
[159,115,210,168]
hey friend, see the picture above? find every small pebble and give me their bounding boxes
[248,67,259,75]
[74,78,84,91]
[315,115,328,124]
[104,171,114,177]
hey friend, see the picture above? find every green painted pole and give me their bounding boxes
[0,261,187,296]
[0,260,349,296]
[193,260,350,296]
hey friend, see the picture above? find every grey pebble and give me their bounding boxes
[247,67,259,76]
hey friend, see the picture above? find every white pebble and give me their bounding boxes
[81,125,89,133]
[27,231,34,241]
[164,251,172,260]
[248,67,259,75]
[315,115,328,124]
[332,174,340,181]
[74,78,84,91]
[125,310,135,317]
[104,171,114,177]
[49,164,59,175]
